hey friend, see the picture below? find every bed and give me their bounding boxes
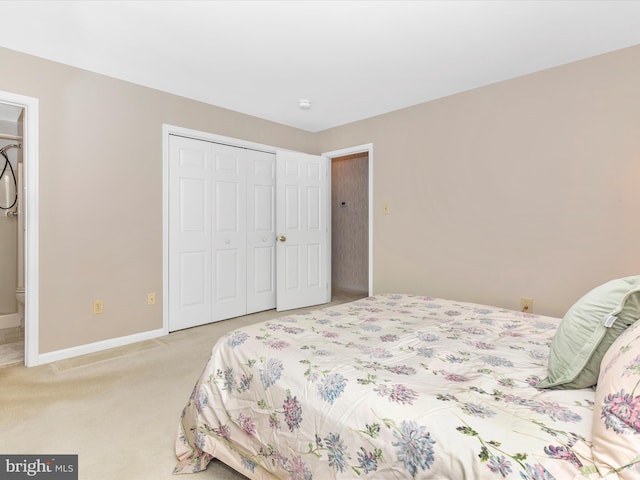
[174,288,640,479]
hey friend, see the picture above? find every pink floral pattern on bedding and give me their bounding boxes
[571,319,640,479]
[175,294,596,479]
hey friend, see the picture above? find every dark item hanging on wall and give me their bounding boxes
[0,145,19,210]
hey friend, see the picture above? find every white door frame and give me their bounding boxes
[322,144,373,296]
[0,90,40,366]
[162,124,332,331]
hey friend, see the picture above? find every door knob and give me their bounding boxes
[278,235,287,242]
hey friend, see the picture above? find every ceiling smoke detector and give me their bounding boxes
[298,99,311,110]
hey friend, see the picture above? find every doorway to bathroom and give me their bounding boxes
[0,91,39,367]
[0,103,25,366]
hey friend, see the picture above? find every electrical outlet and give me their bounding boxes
[383,203,390,215]
[93,300,104,315]
[147,292,156,306]
[520,297,533,313]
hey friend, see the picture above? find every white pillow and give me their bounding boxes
[588,318,640,478]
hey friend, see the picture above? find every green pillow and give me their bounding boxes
[538,275,640,389]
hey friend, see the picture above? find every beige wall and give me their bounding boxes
[1,43,639,356]
[0,47,315,354]
[317,45,640,317]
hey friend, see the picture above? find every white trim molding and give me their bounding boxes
[37,328,166,365]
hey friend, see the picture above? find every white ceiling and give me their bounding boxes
[1,1,640,132]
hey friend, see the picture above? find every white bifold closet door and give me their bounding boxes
[168,135,276,331]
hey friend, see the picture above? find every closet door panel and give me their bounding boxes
[168,136,213,331]
[171,135,310,331]
[179,251,207,306]
[212,146,247,321]
[215,249,240,299]
[246,150,276,313]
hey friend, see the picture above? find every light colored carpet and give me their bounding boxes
[0,290,367,480]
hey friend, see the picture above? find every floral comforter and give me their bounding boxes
[175,294,595,479]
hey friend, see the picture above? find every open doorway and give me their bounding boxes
[0,91,39,367]
[324,144,373,299]
[0,103,24,366]
[331,152,369,297]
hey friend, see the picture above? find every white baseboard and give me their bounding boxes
[34,328,167,366]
